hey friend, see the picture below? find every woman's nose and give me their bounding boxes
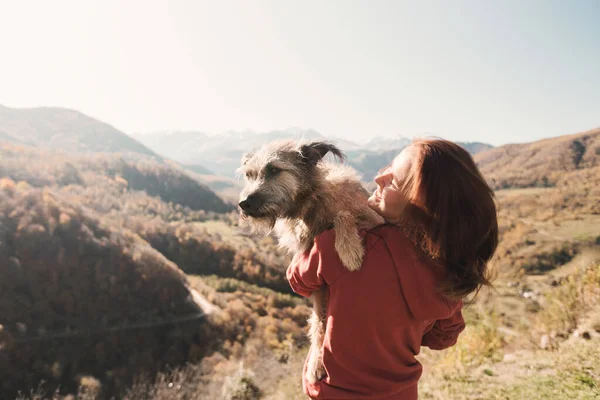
[375,171,391,187]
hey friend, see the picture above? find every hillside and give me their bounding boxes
[472,130,600,282]
[0,143,286,289]
[474,128,600,190]
[180,163,215,175]
[230,129,600,399]
[0,142,303,399]
[0,142,233,213]
[126,127,599,399]
[0,180,216,399]
[0,105,158,157]
[0,105,236,210]
[3,125,599,399]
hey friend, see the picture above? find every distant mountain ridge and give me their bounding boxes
[474,127,600,190]
[345,140,494,181]
[361,135,413,151]
[0,104,158,157]
[0,105,232,211]
[134,129,494,180]
[0,104,495,189]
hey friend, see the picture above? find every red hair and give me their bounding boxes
[397,139,498,298]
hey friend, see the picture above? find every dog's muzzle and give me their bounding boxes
[238,194,265,217]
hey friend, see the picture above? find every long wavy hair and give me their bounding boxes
[394,138,498,299]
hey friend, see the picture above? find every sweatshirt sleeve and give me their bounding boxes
[286,243,325,298]
[421,304,465,350]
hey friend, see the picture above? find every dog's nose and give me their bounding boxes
[239,194,262,214]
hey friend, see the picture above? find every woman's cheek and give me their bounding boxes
[383,190,405,216]
[382,191,396,209]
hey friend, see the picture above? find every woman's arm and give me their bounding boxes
[286,228,344,297]
[421,306,465,350]
[286,240,326,298]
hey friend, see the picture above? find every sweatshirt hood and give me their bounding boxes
[378,225,461,321]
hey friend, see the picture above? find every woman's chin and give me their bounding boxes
[367,195,376,207]
[368,197,383,214]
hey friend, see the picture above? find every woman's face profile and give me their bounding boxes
[368,145,414,223]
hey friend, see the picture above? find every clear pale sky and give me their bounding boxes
[1,0,598,145]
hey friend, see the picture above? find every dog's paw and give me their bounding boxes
[315,361,326,381]
[337,245,364,271]
[306,346,326,383]
[306,353,326,383]
[333,212,365,271]
[306,362,318,384]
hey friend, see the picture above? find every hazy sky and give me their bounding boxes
[1,0,599,145]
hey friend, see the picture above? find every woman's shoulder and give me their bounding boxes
[313,224,422,266]
[313,227,337,249]
[365,224,414,248]
[368,225,457,320]
[367,224,442,272]
[315,224,412,254]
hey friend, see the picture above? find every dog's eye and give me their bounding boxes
[266,166,281,176]
[245,171,254,180]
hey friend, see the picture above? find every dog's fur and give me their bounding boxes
[237,140,383,382]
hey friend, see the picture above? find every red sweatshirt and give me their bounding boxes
[286,224,465,400]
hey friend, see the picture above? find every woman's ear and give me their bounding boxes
[300,141,345,166]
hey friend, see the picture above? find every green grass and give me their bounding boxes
[498,341,599,400]
[190,220,257,248]
[201,274,307,308]
[420,339,600,400]
[419,261,600,399]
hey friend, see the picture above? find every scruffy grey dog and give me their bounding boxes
[237,140,383,382]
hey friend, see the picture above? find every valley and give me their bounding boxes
[0,105,598,399]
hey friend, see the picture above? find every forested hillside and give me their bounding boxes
[1,126,599,399]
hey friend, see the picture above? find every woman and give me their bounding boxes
[286,139,498,399]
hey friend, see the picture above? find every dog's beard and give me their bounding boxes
[239,203,281,234]
[240,215,277,234]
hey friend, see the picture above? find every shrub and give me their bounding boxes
[221,364,262,400]
[438,309,504,371]
[520,245,578,274]
[536,262,600,337]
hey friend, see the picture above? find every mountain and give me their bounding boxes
[132,128,338,177]
[0,105,159,157]
[1,142,234,213]
[130,130,211,163]
[134,129,494,180]
[345,142,493,181]
[2,111,599,399]
[329,136,363,151]
[474,128,600,190]
[362,135,413,151]
[0,180,215,398]
[460,141,496,154]
[180,163,215,175]
[345,148,401,181]
[0,139,300,398]
[0,105,235,211]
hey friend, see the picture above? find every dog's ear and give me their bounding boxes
[300,141,345,166]
[241,152,254,165]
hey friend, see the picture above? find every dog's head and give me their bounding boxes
[237,140,344,232]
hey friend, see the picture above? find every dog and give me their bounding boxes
[237,140,383,382]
